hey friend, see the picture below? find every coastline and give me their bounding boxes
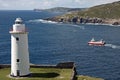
[43,17,120,26]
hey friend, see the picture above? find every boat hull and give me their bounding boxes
[88,42,105,46]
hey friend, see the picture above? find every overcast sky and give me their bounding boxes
[0,0,119,10]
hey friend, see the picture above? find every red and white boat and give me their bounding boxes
[88,38,106,46]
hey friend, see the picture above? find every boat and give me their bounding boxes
[88,38,106,46]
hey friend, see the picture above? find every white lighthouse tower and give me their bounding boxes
[10,18,30,77]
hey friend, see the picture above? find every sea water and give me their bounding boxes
[0,10,120,80]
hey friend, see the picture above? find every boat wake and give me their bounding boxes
[71,24,85,29]
[105,44,120,49]
[28,19,58,24]
[57,23,85,30]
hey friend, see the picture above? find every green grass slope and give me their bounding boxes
[65,1,120,19]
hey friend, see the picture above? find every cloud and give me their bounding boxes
[0,0,119,10]
[73,0,120,8]
[74,0,119,8]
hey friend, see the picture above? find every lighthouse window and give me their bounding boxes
[16,37,19,41]
[15,22,22,24]
[16,59,20,62]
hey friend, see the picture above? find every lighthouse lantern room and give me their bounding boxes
[10,18,30,77]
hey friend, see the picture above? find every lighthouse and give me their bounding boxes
[10,18,30,77]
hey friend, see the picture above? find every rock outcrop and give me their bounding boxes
[45,16,120,25]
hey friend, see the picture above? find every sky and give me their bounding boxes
[0,0,119,10]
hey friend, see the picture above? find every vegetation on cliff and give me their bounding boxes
[69,1,120,19]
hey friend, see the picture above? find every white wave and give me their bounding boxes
[27,19,85,29]
[105,44,120,49]
[28,19,57,24]
[71,24,85,29]
[28,19,42,23]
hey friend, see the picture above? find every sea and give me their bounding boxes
[0,10,120,80]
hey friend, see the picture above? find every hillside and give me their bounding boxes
[75,1,120,19]
[46,1,120,25]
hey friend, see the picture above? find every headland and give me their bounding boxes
[42,1,120,26]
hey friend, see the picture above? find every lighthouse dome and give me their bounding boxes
[12,18,26,32]
[15,18,23,24]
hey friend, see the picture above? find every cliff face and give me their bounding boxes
[45,1,120,25]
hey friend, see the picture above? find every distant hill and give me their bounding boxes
[34,7,86,13]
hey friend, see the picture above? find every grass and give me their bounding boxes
[0,68,104,80]
[0,68,72,80]
[77,75,103,80]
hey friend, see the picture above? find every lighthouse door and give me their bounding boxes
[17,70,20,76]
